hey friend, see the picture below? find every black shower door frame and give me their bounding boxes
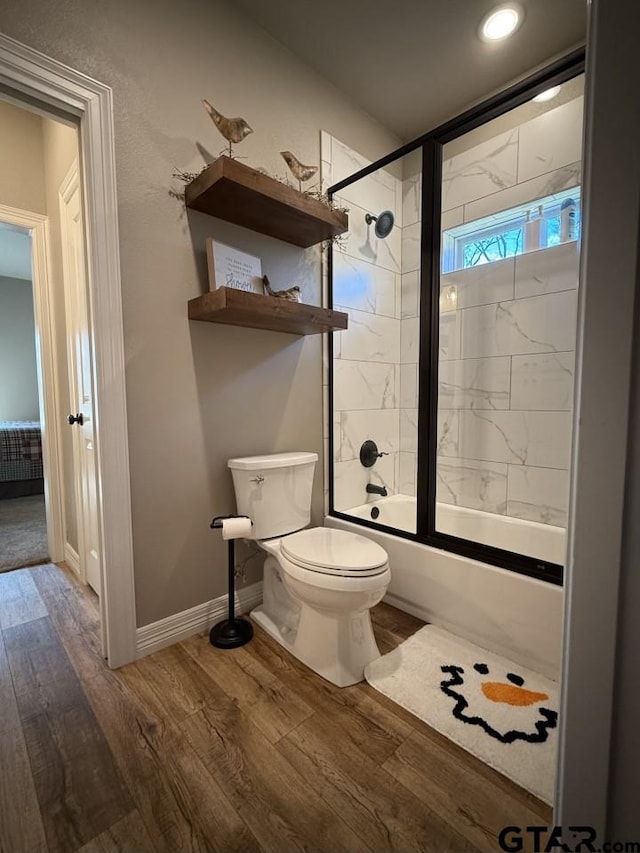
[328,48,585,586]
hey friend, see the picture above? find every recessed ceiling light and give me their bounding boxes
[533,85,561,103]
[479,4,523,42]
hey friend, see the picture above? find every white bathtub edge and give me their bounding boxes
[326,514,563,680]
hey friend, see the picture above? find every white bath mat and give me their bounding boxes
[365,625,558,803]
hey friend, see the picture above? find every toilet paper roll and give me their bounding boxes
[221,516,252,540]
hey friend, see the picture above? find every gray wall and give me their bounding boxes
[557,0,640,835]
[0,0,400,626]
[0,275,39,421]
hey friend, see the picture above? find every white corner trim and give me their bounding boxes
[0,33,137,669]
[64,542,80,576]
[136,582,263,659]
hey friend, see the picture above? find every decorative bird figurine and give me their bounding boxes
[262,275,301,302]
[280,151,318,191]
[202,100,253,157]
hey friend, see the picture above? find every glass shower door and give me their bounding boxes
[434,76,584,566]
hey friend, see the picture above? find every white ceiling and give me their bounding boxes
[229,0,587,140]
[0,223,31,281]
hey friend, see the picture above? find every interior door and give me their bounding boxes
[60,162,101,596]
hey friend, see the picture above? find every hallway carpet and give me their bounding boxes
[0,494,49,573]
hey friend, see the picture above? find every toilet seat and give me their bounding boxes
[281,527,389,578]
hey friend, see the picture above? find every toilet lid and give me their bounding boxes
[281,528,388,574]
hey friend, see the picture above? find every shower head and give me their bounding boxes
[365,209,395,239]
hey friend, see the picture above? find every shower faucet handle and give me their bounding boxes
[360,440,388,468]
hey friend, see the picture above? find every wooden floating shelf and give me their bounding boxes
[188,287,349,336]
[184,156,348,248]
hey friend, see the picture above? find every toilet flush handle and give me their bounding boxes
[250,473,265,484]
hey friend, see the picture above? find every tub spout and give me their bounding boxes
[366,483,388,497]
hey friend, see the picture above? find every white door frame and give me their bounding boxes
[0,33,136,668]
[0,204,65,566]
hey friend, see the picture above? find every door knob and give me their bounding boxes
[68,413,84,425]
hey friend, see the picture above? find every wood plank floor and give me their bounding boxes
[0,563,552,852]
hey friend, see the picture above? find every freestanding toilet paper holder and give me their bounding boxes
[209,514,254,649]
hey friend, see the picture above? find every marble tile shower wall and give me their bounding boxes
[398,165,422,498]
[321,133,403,512]
[436,96,583,528]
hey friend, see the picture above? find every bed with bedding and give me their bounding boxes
[0,420,44,499]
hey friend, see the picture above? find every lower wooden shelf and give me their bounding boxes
[188,287,348,336]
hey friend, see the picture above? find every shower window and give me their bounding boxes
[329,52,585,584]
[442,189,582,273]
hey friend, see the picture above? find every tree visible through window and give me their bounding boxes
[463,226,524,267]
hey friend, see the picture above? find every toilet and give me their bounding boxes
[228,451,391,687]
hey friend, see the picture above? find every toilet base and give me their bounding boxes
[251,602,381,687]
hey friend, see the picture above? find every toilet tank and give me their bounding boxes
[228,451,318,540]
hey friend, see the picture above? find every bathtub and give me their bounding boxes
[326,495,564,679]
[346,494,566,565]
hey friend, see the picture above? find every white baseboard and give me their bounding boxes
[135,582,263,659]
[64,542,80,576]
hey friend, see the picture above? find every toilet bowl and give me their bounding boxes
[254,528,390,687]
[228,452,391,687]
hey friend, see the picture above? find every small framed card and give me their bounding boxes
[206,239,263,294]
